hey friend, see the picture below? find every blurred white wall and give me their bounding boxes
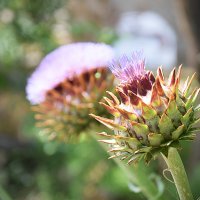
[113,11,177,69]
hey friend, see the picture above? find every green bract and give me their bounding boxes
[91,66,200,164]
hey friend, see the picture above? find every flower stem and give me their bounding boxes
[162,147,194,200]
[89,130,166,200]
[115,158,164,200]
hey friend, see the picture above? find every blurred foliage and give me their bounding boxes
[0,137,147,200]
[0,0,129,200]
[70,21,117,44]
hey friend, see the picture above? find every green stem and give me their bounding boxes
[89,131,166,200]
[162,147,194,200]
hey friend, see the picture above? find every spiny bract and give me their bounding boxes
[27,42,115,142]
[34,67,114,141]
[91,53,200,164]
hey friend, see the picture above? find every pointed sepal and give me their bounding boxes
[131,122,149,144]
[90,114,127,131]
[148,133,164,146]
[171,124,185,140]
[166,100,182,127]
[185,88,200,110]
[99,102,120,117]
[158,113,174,138]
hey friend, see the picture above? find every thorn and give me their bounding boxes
[103,97,114,106]
[183,73,196,97]
[175,64,182,85]
[157,66,164,81]
[106,91,120,105]
[168,68,176,86]
[99,102,120,117]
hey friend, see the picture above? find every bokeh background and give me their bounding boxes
[0,0,200,199]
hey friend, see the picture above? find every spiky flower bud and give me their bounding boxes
[26,42,115,141]
[91,52,200,164]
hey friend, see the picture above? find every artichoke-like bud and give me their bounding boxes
[91,52,200,164]
[26,42,115,141]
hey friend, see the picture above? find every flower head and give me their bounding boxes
[110,52,155,99]
[91,53,200,164]
[26,42,115,141]
[26,42,114,104]
[109,52,145,83]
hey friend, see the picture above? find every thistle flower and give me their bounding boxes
[91,52,200,164]
[26,42,115,141]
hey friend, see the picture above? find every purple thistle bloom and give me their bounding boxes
[109,52,155,96]
[109,51,146,83]
[26,42,114,104]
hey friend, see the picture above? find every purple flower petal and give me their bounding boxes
[109,51,146,83]
[26,42,114,104]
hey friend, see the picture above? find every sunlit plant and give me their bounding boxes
[91,52,199,200]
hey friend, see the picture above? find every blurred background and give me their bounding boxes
[0,0,200,199]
